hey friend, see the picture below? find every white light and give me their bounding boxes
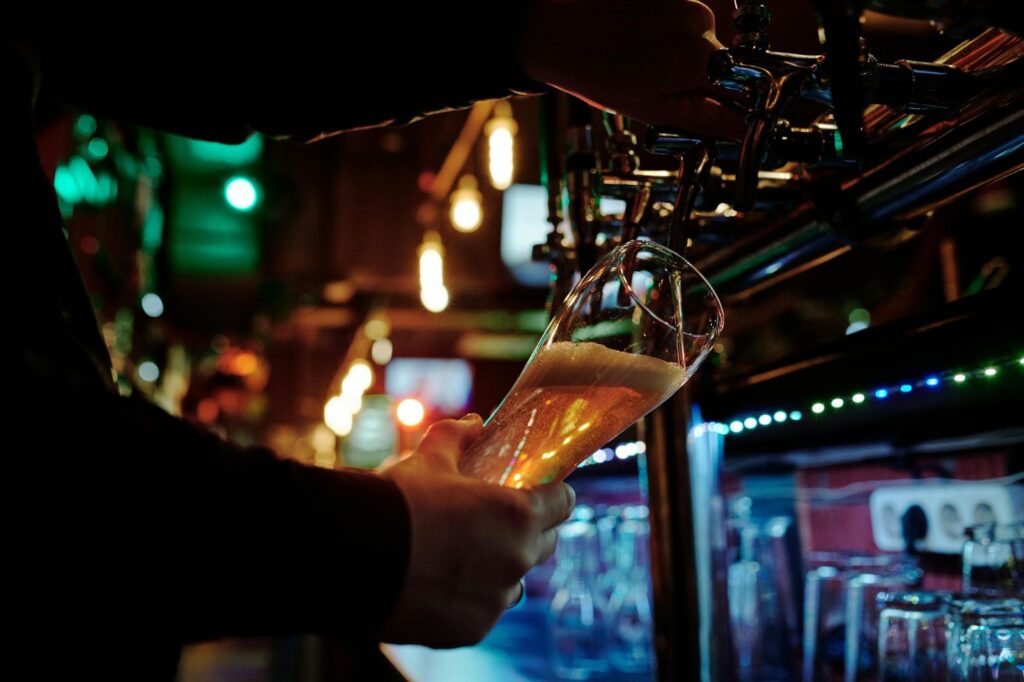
[346,360,374,392]
[730,420,744,433]
[338,391,363,414]
[421,285,449,313]
[636,441,646,453]
[371,338,393,365]
[324,396,353,436]
[744,417,757,429]
[396,398,425,427]
[224,177,259,211]
[486,104,517,191]
[831,398,845,409]
[852,393,865,404]
[488,128,515,190]
[846,321,869,335]
[451,197,482,232]
[812,403,826,414]
[450,176,483,232]
[138,361,160,383]
[774,411,787,422]
[758,414,772,426]
[419,247,443,289]
[141,293,164,318]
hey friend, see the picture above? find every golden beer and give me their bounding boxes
[459,341,686,486]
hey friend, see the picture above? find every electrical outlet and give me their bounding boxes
[869,483,1024,554]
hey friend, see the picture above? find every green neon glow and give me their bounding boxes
[87,138,109,160]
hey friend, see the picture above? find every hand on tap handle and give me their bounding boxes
[519,0,746,140]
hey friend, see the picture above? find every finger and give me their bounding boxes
[534,527,559,566]
[527,483,576,531]
[503,578,526,610]
[416,415,483,469]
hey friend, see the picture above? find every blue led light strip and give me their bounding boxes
[721,351,1022,437]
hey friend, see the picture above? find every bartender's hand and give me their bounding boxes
[378,414,575,648]
[519,0,745,139]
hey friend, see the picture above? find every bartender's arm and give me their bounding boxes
[23,1,742,143]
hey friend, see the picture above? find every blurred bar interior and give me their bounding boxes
[37,1,1022,680]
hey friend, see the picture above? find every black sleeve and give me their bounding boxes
[16,360,410,645]
[24,8,543,143]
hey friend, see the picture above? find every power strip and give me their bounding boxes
[869,483,1024,554]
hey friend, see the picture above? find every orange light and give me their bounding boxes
[231,351,259,376]
[396,398,426,428]
[197,398,219,424]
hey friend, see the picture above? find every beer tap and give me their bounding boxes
[565,98,601,276]
[603,113,651,245]
[533,93,576,317]
[705,0,966,210]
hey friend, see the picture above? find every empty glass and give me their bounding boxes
[728,516,801,682]
[845,563,924,682]
[876,591,948,681]
[802,554,922,682]
[946,597,1023,681]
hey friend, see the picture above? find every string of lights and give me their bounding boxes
[722,351,1022,438]
[577,352,1021,468]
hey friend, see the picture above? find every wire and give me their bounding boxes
[731,470,1024,502]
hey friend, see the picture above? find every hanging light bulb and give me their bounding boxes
[485,101,517,191]
[419,231,449,313]
[449,175,483,232]
[420,285,449,313]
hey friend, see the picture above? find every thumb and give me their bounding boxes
[415,414,483,470]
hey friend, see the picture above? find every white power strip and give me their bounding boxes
[869,483,1024,554]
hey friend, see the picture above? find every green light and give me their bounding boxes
[74,114,97,139]
[789,411,803,421]
[185,134,263,166]
[1018,357,1024,366]
[68,156,98,203]
[984,367,997,377]
[833,129,844,155]
[852,393,865,404]
[831,398,844,409]
[54,165,82,204]
[774,411,787,423]
[224,177,259,211]
[953,374,966,383]
[87,138,109,160]
[812,402,825,414]
[141,205,164,252]
[848,308,871,326]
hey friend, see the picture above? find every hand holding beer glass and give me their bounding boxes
[459,240,724,487]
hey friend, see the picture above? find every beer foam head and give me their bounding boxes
[522,341,686,392]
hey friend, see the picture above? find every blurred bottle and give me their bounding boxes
[607,518,655,674]
[549,520,609,679]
